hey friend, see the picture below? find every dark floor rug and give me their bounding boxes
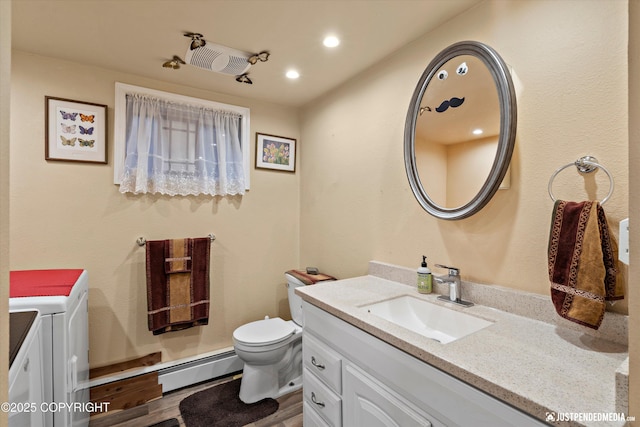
[179,379,279,427]
[148,419,179,427]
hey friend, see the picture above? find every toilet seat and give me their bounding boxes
[233,317,295,347]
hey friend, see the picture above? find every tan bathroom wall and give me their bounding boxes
[447,136,499,207]
[1,0,11,422]
[300,0,629,306]
[9,51,301,367]
[627,0,638,422]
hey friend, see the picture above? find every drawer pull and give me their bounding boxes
[311,356,326,370]
[311,392,325,408]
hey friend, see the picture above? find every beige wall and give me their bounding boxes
[415,136,447,205]
[300,0,628,306]
[447,136,499,207]
[10,52,301,367]
[628,0,638,421]
[1,0,10,424]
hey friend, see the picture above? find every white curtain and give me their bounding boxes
[119,93,245,196]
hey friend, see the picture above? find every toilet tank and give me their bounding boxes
[285,273,307,326]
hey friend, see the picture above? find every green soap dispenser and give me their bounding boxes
[417,255,432,294]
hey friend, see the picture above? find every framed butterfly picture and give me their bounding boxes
[45,96,108,163]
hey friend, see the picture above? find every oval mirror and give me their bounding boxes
[404,41,517,220]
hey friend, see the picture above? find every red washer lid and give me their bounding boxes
[10,269,84,297]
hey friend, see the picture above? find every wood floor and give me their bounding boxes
[89,375,303,427]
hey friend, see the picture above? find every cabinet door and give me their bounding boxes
[344,364,432,427]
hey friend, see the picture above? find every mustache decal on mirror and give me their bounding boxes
[435,97,465,113]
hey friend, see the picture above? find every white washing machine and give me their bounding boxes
[9,309,45,427]
[10,270,90,427]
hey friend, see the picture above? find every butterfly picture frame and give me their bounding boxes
[45,96,108,163]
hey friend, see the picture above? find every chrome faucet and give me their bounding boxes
[434,265,473,307]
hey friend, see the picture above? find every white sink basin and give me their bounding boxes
[362,295,493,344]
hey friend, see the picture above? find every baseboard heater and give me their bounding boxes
[158,349,243,393]
[88,348,243,393]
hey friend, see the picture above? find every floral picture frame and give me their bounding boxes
[255,133,296,173]
[45,96,108,164]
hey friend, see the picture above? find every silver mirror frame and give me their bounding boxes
[404,41,517,220]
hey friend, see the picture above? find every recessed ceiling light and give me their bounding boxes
[286,70,300,79]
[472,129,483,135]
[323,35,340,48]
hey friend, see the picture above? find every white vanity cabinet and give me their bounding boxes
[302,301,548,427]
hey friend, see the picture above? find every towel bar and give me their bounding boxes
[136,234,216,247]
[548,156,614,205]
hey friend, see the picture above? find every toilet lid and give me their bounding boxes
[233,317,295,346]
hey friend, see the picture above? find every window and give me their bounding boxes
[113,83,250,195]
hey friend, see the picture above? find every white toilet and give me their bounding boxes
[232,272,308,404]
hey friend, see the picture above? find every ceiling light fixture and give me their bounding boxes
[235,73,253,84]
[472,129,484,135]
[162,55,186,69]
[286,70,300,79]
[248,51,270,65]
[184,32,206,50]
[323,35,340,48]
[179,32,268,84]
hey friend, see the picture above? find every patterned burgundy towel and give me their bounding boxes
[146,238,211,335]
[548,200,624,329]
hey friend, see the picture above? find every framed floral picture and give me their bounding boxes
[45,96,108,164]
[255,133,296,172]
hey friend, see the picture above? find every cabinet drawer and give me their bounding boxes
[303,402,332,427]
[303,367,342,427]
[303,333,342,393]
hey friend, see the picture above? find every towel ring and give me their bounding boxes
[548,156,614,205]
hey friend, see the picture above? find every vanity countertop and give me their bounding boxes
[296,274,629,427]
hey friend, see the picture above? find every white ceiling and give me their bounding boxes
[11,0,482,108]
